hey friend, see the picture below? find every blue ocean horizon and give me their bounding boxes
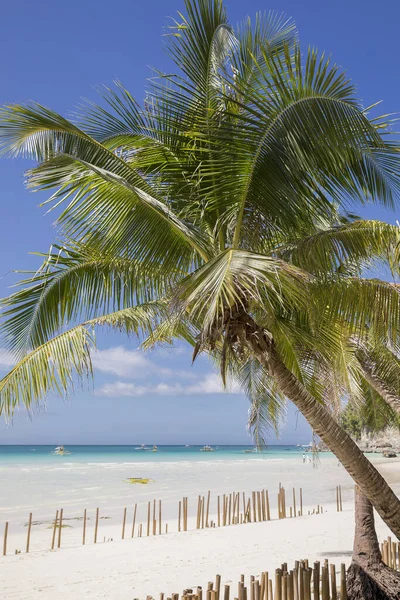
[0,444,317,465]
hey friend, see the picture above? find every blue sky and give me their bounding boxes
[0,0,399,444]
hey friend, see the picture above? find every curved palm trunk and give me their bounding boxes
[238,315,400,538]
[358,353,400,415]
[347,487,400,599]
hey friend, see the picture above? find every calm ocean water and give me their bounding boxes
[0,444,317,465]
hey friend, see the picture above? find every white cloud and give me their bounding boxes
[96,373,242,398]
[0,348,15,368]
[92,346,160,378]
[92,345,197,380]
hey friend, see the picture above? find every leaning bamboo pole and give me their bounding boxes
[94,507,99,544]
[82,508,87,545]
[3,521,8,556]
[57,508,63,549]
[26,512,32,553]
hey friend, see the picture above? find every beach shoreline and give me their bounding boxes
[0,452,398,599]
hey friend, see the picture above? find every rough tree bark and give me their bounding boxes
[347,487,400,599]
[235,311,400,539]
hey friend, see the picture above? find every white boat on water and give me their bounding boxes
[52,446,71,456]
[200,445,215,452]
[134,444,157,452]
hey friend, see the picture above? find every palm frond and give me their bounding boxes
[174,249,309,336]
[0,103,210,264]
[316,278,400,346]
[0,242,175,357]
[0,325,94,420]
[277,220,400,275]
[239,358,286,446]
[0,301,166,418]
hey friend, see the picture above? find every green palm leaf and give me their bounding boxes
[0,242,174,356]
[0,302,166,418]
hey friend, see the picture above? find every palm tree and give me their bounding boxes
[1,0,400,537]
[336,397,400,597]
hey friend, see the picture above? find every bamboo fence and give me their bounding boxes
[148,546,400,600]
[1,485,342,555]
[148,559,348,600]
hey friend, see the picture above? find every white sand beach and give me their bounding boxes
[0,455,398,599]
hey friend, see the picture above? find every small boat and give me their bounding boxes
[52,446,71,456]
[152,445,158,452]
[244,449,255,453]
[134,444,152,451]
[185,445,192,448]
[200,445,215,452]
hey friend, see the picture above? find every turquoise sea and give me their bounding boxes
[0,444,320,465]
[0,444,350,535]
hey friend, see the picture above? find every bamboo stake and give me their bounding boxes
[206,491,211,528]
[228,494,232,525]
[340,564,347,600]
[288,571,294,600]
[224,585,230,600]
[275,570,282,600]
[292,489,296,518]
[313,562,320,600]
[238,582,244,600]
[121,507,127,539]
[184,497,188,531]
[3,521,8,556]
[159,500,162,535]
[26,512,32,553]
[202,496,205,529]
[51,511,58,550]
[257,492,262,522]
[261,491,266,521]
[336,487,339,512]
[215,574,221,600]
[178,500,182,532]
[147,502,151,536]
[260,573,265,600]
[232,493,237,525]
[131,504,137,538]
[57,508,63,548]
[82,509,87,545]
[299,565,304,600]
[266,491,271,521]
[293,569,298,600]
[237,493,240,524]
[246,499,251,523]
[282,573,288,600]
[302,569,310,600]
[321,566,329,600]
[268,579,273,600]
[94,507,99,544]
[329,564,337,600]
[218,496,220,528]
[252,491,257,522]
[153,499,157,535]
